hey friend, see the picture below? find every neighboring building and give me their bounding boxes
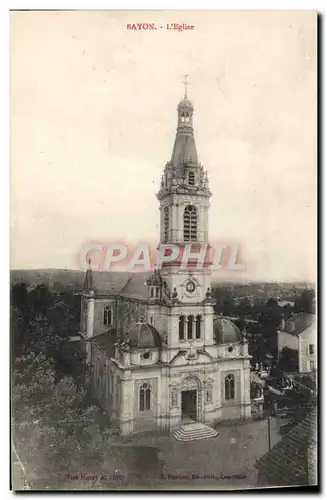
[277,300,295,308]
[277,313,317,373]
[79,90,252,436]
[256,408,317,487]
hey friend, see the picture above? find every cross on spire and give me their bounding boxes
[183,74,190,98]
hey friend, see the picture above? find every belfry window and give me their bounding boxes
[104,307,112,326]
[164,206,169,243]
[187,315,193,340]
[188,172,195,186]
[225,374,235,401]
[184,205,197,241]
[179,315,185,340]
[196,315,201,339]
[180,111,190,123]
[139,383,151,411]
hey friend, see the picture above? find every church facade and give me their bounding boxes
[80,90,252,436]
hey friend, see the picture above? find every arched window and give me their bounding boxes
[188,172,195,186]
[196,315,201,339]
[139,383,151,411]
[104,307,112,326]
[225,374,235,401]
[164,206,169,243]
[184,205,197,242]
[179,315,185,340]
[187,315,193,340]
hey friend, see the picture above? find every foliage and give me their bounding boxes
[278,380,317,435]
[294,289,315,314]
[12,353,113,489]
[11,283,86,385]
[279,347,299,373]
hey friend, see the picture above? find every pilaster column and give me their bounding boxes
[200,317,204,340]
[86,291,95,338]
[120,374,133,436]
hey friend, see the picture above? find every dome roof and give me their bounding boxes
[125,321,162,349]
[213,317,241,344]
[177,97,194,110]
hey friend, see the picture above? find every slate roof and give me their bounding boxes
[283,313,316,336]
[125,321,162,349]
[213,317,241,344]
[83,271,151,300]
[256,408,317,486]
[92,330,118,357]
[120,272,151,301]
[91,271,130,295]
[171,133,198,168]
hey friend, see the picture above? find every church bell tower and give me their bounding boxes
[155,80,215,353]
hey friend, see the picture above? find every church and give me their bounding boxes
[79,87,252,436]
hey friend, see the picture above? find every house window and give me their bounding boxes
[225,374,235,401]
[196,315,201,339]
[139,383,151,411]
[179,316,185,340]
[104,307,112,326]
[187,315,193,340]
[310,361,315,371]
[309,344,315,355]
[184,205,197,242]
[164,206,169,243]
[188,172,195,186]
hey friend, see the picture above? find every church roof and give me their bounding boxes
[120,272,151,301]
[213,317,241,344]
[82,271,151,300]
[92,330,117,357]
[84,271,130,294]
[171,133,198,168]
[125,321,162,349]
[177,97,194,110]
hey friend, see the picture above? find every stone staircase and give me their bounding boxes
[172,422,219,442]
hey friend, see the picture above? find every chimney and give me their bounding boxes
[288,319,295,333]
[280,315,285,331]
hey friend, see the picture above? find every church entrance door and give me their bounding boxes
[181,390,197,421]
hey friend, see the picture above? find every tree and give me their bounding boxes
[11,284,87,386]
[12,353,109,489]
[294,289,315,314]
[279,347,299,373]
[258,298,282,361]
[278,381,316,435]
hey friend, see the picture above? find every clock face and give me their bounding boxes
[186,280,196,293]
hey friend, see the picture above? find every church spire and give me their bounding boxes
[84,259,94,291]
[169,82,198,172]
[183,74,189,99]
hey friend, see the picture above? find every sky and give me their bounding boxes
[10,10,316,282]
